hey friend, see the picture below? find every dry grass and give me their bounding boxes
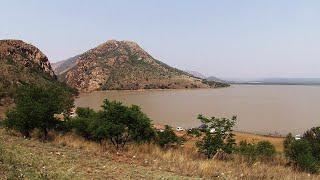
[0,127,317,179]
[234,132,285,152]
[0,130,187,179]
[51,132,318,179]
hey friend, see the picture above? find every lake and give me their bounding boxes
[75,85,320,135]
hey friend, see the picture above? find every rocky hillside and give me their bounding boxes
[54,40,226,92]
[0,39,74,105]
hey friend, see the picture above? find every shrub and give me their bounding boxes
[256,141,276,158]
[72,117,94,139]
[286,140,318,173]
[284,127,320,173]
[187,128,201,137]
[196,115,236,158]
[283,133,295,158]
[77,99,155,149]
[237,140,276,164]
[156,125,182,148]
[303,127,320,161]
[237,141,258,163]
[3,85,74,139]
[76,107,96,118]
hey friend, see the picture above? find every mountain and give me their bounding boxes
[0,39,74,105]
[206,76,226,83]
[52,55,80,75]
[185,70,206,79]
[55,40,227,92]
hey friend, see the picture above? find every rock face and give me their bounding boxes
[0,39,67,103]
[0,40,55,78]
[55,40,216,92]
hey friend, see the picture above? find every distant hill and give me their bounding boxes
[185,70,206,79]
[230,78,320,85]
[0,39,75,105]
[52,55,80,75]
[258,78,320,85]
[206,76,226,83]
[55,40,228,92]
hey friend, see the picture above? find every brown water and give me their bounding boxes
[75,85,320,135]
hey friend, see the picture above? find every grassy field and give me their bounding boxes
[0,129,187,179]
[0,128,318,179]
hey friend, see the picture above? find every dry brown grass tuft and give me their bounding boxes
[50,133,319,179]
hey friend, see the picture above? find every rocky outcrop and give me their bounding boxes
[56,40,215,92]
[0,39,72,102]
[0,40,55,78]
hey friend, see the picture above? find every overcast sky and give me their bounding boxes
[1,0,320,79]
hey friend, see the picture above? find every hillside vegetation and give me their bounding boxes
[0,40,76,105]
[54,40,228,92]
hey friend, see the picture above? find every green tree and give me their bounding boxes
[283,133,295,158]
[76,107,96,118]
[156,125,182,148]
[196,115,237,158]
[237,140,258,163]
[3,85,74,139]
[71,107,98,139]
[303,127,320,161]
[89,99,155,149]
[287,140,318,173]
[256,141,276,158]
[237,140,276,163]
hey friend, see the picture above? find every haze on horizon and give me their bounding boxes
[1,0,320,79]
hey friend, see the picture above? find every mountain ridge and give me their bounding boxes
[54,40,227,92]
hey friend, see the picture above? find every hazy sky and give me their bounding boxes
[1,0,320,79]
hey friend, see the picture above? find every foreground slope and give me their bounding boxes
[0,39,75,105]
[54,40,225,92]
[0,129,317,179]
[0,129,190,180]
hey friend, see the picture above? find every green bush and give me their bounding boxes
[3,85,74,139]
[237,140,276,163]
[284,128,320,173]
[156,125,182,148]
[256,141,276,158]
[283,133,295,158]
[286,140,318,173]
[72,117,94,139]
[237,141,258,163]
[187,128,201,137]
[196,115,236,158]
[76,107,96,118]
[302,127,320,161]
[70,99,155,149]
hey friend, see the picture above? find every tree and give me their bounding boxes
[71,108,97,139]
[3,85,74,140]
[303,127,320,161]
[287,140,318,173]
[196,115,236,158]
[283,133,295,158]
[284,128,320,173]
[255,141,276,158]
[89,99,155,149]
[156,125,182,148]
[237,140,276,163]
